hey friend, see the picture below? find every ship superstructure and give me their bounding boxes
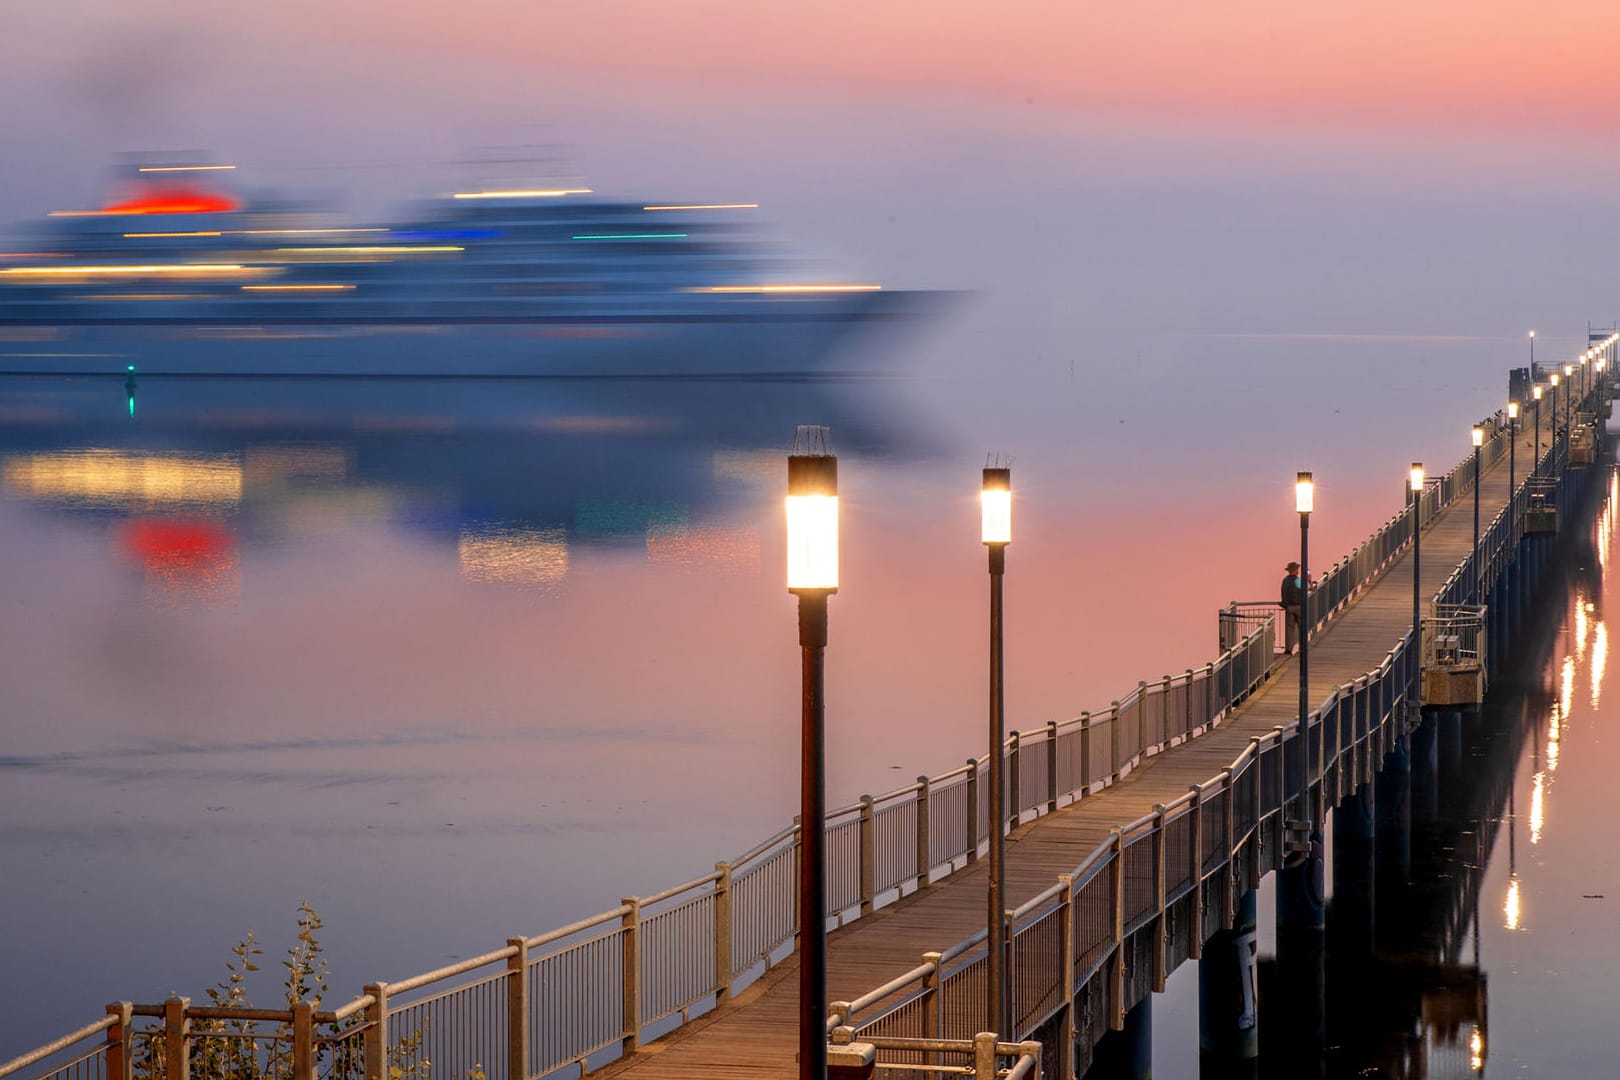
[0,167,923,376]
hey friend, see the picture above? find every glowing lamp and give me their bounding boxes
[1551,373,1559,387]
[1508,401,1520,420]
[981,467,1011,545]
[1534,385,1543,400]
[1530,329,1536,338]
[1472,425,1484,448]
[1565,364,1574,377]
[1296,471,1314,514]
[786,444,838,591]
[1410,463,1424,493]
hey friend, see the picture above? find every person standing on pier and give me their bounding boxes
[1281,560,1305,654]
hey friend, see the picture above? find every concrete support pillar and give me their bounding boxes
[1273,833,1325,1079]
[1330,784,1376,959]
[1085,995,1152,1080]
[1409,713,1439,842]
[1374,738,1411,955]
[1199,889,1258,1079]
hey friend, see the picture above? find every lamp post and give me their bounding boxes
[1564,364,1574,438]
[1410,463,1424,648]
[981,464,1011,1037]
[786,428,838,1080]
[1529,329,1535,369]
[1550,372,1560,462]
[1295,471,1313,828]
[1508,401,1519,499]
[1472,425,1483,602]
[1533,385,1543,477]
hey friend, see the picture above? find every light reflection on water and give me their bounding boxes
[0,354,1584,1055]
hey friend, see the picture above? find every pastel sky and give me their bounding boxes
[4,1,1619,368]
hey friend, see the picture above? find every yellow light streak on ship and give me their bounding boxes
[685,284,882,294]
[452,189,591,199]
[0,264,247,277]
[123,231,223,238]
[241,284,355,292]
[643,203,759,211]
[136,164,236,173]
[2,450,241,507]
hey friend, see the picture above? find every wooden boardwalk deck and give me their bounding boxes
[599,429,1536,1079]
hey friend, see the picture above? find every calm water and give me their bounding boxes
[0,335,1595,1061]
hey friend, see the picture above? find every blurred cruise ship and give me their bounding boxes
[0,163,934,377]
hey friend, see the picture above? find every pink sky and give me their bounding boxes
[160,1,1620,134]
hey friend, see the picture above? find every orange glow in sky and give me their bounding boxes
[240,0,1620,134]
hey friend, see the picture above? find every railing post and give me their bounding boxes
[362,983,388,1080]
[1056,873,1076,1080]
[1151,804,1167,992]
[1220,767,1235,930]
[1188,784,1204,959]
[915,777,931,890]
[1007,732,1021,832]
[859,795,876,915]
[104,1003,134,1080]
[620,897,641,1053]
[291,1001,315,1080]
[1109,701,1122,782]
[506,940,529,1080]
[713,864,733,1003]
[1184,669,1197,739]
[1079,714,1093,796]
[1109,828,1126,1030]
[162,997,189,1080]
[921,951,942,1041]
[974,1031,999,1080]
[1161,675,1173,747]
[1247,739,1263,887]
[1046,720,1059,813]
[965,759,980,865]
[1137,682,1149,760]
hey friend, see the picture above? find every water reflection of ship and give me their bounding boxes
[0,374,926,590]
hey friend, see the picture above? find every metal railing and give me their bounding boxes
[2,384,1582,1080]
[830,637,1421,1077]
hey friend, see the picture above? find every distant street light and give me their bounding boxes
[1295,471,1314,828]
[1472,425,1483,602]
[1410,463,1424,647]
[1508,401,1519,499]
[1533,385,1543,476]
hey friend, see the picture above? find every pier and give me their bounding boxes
[3,344,1614,1080]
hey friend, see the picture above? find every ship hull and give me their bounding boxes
[0,292,936,378]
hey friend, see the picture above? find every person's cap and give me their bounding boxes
[1285,561,1300,571]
